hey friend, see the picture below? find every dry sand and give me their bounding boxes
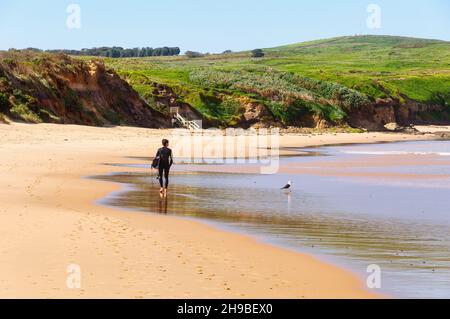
[0,122,439,299]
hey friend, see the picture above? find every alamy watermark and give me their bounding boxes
[66,264,81,289]
[367,4,382,29]
[366,264,382,289]
[66,4,81,29]
[169,128,280,175]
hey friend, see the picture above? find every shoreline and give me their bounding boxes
[93,169,391,297]
[93,170,383,299]
[1,123,442,298]
[93,138,449,299]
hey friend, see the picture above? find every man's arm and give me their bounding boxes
[169,149,174,166]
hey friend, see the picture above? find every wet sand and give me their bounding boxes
[0,122,439,298]
[98,141,450,298]
[175,154,450,180]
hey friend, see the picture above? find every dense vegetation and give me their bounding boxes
[15,46,181,58]
[185,51,205,58]
[188,67,368,123]
[251,49,265,58]
[103,35,450,127]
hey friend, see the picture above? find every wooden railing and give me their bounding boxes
[173,112,201,130]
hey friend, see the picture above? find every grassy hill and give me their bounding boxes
[103,35,450,129]
[265,35,450,102]
[2,35,449,130]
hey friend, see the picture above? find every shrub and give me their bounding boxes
[37,108,60,122]
[251,49,265,58]
[102,109,122,125]
[188,68,359,124]
[0,92,10,112]
[189,68,367,109]
[13,89,36,105]
[430,92,450,106]
[63,90,83,112]
[185,51,205,58]
[10,103,42,123]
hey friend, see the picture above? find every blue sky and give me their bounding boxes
[0,0,449,53]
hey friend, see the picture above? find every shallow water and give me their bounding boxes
[95,141,450,298]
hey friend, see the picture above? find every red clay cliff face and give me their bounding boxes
[348,97,450,131]
[0,52,170,127]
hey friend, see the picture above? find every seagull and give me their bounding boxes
[281,181,292,191]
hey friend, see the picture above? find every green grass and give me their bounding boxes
[262,36,450,102]
[98,35,450,126]
[0,92,10,112]
[1,88,43,123]
[10,103,42,123]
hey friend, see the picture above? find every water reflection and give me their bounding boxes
[95,171,450,298]
[94,141,450,298]
[157,193,168,214]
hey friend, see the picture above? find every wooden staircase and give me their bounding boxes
[171,108,202,130]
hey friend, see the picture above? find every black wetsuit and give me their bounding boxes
[156,147,173,188]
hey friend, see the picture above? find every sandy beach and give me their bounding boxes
[0,122,439,299]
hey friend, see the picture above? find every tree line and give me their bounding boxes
[21,47,181,58]
[11,46,265,59]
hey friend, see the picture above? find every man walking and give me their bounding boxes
[155,139,173,195]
